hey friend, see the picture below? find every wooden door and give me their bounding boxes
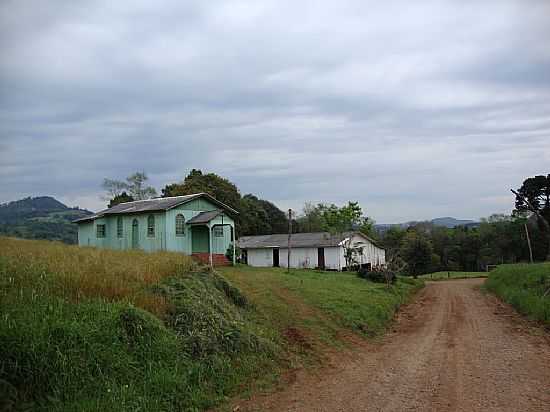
[273,248,280,267]
[318,247,325,269]
[132,219,139,249]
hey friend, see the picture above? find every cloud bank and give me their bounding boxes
[1,0,549,222]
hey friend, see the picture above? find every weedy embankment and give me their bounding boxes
[485,263,550,326]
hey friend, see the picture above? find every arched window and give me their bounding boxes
[117,216,123,238]
[175,214,185,236]
[147,215,155,237]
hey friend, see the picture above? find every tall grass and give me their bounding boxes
[0,237,196,316]
[485,263,550,325]
[0,237,278,411]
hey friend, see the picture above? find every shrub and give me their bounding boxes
[357,267,396,284]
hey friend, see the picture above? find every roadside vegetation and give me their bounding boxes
[485,263,550,326]
[420,271,488,281]
[0,237,422,411]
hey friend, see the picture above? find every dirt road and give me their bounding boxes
[239,279,550,412]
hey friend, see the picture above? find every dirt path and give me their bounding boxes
[237,279,550,412]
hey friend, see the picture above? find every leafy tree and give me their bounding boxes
[380,226,406,260]
[108,192,134,208]
[400,231,433,278]
[256,198,288,234]
[238,194,288,236]
[102,172,157,203]
[239,195,271,235]
[295,202,324,233]
[161,169,241,211]
[318,201,371,269]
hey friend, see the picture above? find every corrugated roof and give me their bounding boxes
[187,209,224,224]
[73,193,237,223]
[237,231,383,249]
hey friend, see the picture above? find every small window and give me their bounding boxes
[147,215,155,237]
[117,217,123,238]
[175,214,185,236]
[213,226,224,237]
[96,224,106,238]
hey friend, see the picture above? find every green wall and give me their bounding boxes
[77,197,234,257]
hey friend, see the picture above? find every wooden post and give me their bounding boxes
[232,226,236,266]
[208,224,213,268]
[287,209,292,273]
[524,223,534,264]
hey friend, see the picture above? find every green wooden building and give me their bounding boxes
[74,193,237,265]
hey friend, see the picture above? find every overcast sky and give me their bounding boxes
[1,0,549,223]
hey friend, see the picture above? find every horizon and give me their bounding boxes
[1,1,549,222]
[2,194,486,225]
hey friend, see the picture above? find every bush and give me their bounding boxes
[357,267,396,284]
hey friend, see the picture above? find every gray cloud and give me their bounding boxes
[1,0,549,222]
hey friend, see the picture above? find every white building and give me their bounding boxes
[237,231,385,271]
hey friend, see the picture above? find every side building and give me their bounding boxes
[237,231,385,270]
[73,193,237,266]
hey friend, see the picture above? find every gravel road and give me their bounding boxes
[238,279,550,412]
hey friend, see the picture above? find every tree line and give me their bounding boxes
[102,169,376,238]
[103,171,550,275]
[381,174,550,276]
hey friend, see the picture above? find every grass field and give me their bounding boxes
[485,263,550,326]
[420,271,488,281]
[0,237,423,411]
[219,266,423,342]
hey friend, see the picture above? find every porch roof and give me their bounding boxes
[187,209,225,225]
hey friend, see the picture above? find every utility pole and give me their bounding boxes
[524,223,534,264]
[287,208,292,273]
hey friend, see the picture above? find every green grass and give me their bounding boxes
[219,266,424,339]
[0,238,279,411]
[485,263,550,325]
[420,271,488,281]
[1,238,423,411]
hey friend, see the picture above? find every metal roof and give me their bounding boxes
[73,193,238,223]
[187,209,224,224]
[237,231,383,249]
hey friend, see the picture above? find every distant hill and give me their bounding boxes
[0,196,93,243]
[375,217,479,232]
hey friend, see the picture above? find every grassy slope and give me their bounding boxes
[0,237,423,411]
[485,263,550,325]
[420,271,488,281]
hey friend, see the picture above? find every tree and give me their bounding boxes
[126,172,157,200]
[318,201,370,269]
[400,231,433,278]
[102,172,157,204]
[239,195,271,235]
[295,203,324,233]
[380,226,406,260]
[161,169,241,211]
[108,192,134,208]
[513,174,550,260]
[514,175,550,222]
[256,198,288,234]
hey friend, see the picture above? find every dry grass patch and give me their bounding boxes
[0,237,196,315]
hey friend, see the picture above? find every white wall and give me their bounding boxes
[279,247,318,269]
[345,233,386,267]
[244,234,385,270]
[247,248,273,267]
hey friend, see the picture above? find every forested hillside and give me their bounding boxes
[0,196,92,244]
